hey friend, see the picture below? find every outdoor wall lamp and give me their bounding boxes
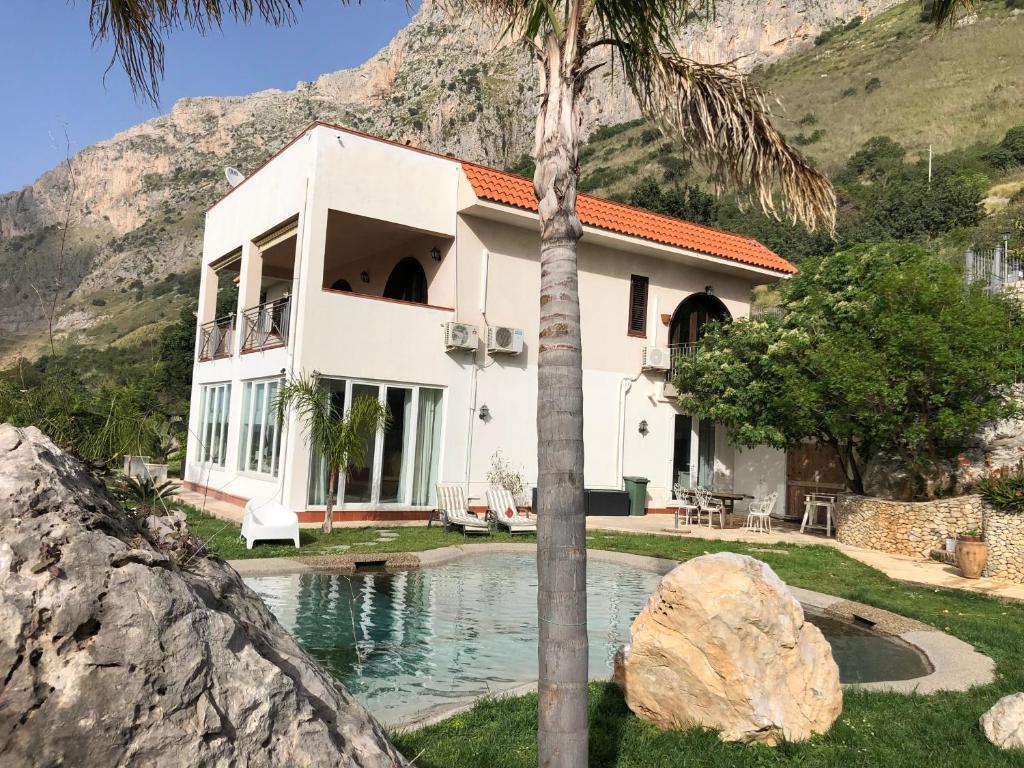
[479,404,491,421]
[360,271,370,284]
[704,285,714,296]
[430,246,442,262]
[638,419,649,436]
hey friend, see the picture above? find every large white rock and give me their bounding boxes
[613,552,842,745]
[0,425,406,767]
[980,693,1024,751]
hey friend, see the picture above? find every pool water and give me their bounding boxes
[245,553,930,724]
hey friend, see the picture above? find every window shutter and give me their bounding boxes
[628,275,649,336]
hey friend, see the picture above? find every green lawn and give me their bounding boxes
[180,504,534,560]
[182,505,1024,766]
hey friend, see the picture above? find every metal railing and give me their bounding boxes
[241,296,290,353]
[750,304,786,322]
[668,342,698,372]
[965,247,1024,292]
[198,316,235,361]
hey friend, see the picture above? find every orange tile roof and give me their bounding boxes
[461,163,796,275]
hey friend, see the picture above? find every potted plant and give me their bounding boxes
[955,528,988,579]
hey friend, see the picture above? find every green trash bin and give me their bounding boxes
[623,476,650,516]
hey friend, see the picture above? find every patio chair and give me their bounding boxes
[693,486,726,529]
[436,484,491,536]
[486,486,537,534]
[242,497,300,550]
[667,483,699,529]
[745,491,778,534]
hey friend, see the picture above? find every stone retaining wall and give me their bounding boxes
[833,495,984,558]
[985,508,1024,583]
[834,495,1024,583]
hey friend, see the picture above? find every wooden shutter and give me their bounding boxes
[628,275,649,336]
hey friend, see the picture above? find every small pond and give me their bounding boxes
[245,553,930,725]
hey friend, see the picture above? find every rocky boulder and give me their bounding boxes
[613,552,842,745]
[980,693,1024,751]
[0,424,406,767]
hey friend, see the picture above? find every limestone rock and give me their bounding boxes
[980,693,1024,751]
[0,424,405,767]
[613,552,842,745]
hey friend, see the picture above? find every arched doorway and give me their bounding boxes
[330,278,353,292]
[668,292,731,347]
[382,257,428,304]
[670,293,731,489]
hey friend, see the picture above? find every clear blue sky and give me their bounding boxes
[0,1,419,192]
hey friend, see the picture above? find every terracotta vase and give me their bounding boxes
[956,539,988,579]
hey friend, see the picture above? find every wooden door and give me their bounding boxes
[785,442,846,520]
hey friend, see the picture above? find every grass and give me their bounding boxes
[185,505,1024,765]
[180,503,534,560]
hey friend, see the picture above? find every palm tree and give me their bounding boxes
[923,0,973,25]
[275,373,389,534]
[87,2,836,764]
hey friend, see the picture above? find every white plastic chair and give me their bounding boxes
[667,483,699,529]
[242,497,300,549]
[486,486,537,534]
[745,491,778,534]
[436,484,491,536]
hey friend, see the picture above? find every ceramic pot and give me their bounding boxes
[956,538,988,579]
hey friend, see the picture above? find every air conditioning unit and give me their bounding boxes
[487,325,525,355]
[444,322,479,351]
[641,346,671,371]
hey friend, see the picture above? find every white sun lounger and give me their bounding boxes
[486,486,537,534]
[242,497,300,549]
[436,485,491,535]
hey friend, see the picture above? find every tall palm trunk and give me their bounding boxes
[323,467,337,534]
[534,31,588,768]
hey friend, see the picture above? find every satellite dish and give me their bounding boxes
[224,167,245,188]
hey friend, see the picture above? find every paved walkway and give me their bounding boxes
[176,490,1024,602]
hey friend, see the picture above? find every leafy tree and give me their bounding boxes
[157,302,197,409]
[675,243,1024,499]
[85,2,834,762]
[275,373,389,535]
[627,177,716,224]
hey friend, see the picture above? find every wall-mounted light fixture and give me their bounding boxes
[360,271,370,284]
[478,404,491,421]
[430,246,443,262]
[638,419,649,436]
[704,285,714,296]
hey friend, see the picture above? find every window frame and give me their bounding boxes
[238,377,284,477]
[197,382,232,467]
[627,274,649,338]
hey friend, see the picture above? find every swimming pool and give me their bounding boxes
[245,552,931,725]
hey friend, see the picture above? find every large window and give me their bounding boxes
[197,382,231,466]
[238,378,283,476]
[307,380,444,507]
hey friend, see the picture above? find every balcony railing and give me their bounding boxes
[750,304,786,322]
[669,342,698,368]
[241,296,291,353]
[198,315,235,361]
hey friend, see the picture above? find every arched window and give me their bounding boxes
[382,257,428,304]
[669,293,731,347]
[330,278,352,292]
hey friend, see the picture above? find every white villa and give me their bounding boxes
[183,121,793,522]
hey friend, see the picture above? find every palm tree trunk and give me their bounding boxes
[534,32,588,768]
[323,467,337,535]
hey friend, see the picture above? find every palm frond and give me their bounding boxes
[624,51,836,232]
[88,0,304,102]
[925,0,974,26]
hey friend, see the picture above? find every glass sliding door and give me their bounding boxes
[378,387,412,503]
[673,413,692,489]
[344,383,380,504]
[307,379,347,506]
[411,388,443,506]
[697,418,716,488]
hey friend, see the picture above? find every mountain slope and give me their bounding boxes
[0,0,909,362]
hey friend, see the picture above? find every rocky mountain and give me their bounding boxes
[0,0,901,360]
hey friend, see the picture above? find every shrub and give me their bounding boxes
[841,86,858,98]
[91,298,107,307]
[978,468,1024,513]
[865,77,882,93]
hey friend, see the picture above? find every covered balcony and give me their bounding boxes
[239,223,297,354]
